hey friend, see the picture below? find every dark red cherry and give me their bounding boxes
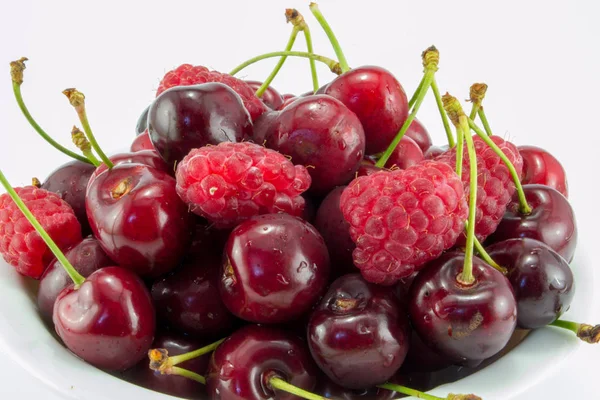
[135,104,150,135]
[400,330,453,373]
[53,266,155,371]
[489,184,577,262]
[148,83,253,165]
[130,130,155,152]
[91,150,172,180]
[187,218,230,260]
[314,186,356,276]
[37,237,112,324]
[278,96,298,110]
[383,136,424,170]
[41,160,96,235]
[251,110,279,145]
[308,274,410,389]
[152,254,237,338]
[356,162,384,177]
[206,325,318,400]
[424,145,449,160]
[315,374,398,400]
[266,95,366,194]
[409,253,517,363]
[86,163,193,278]
[220,213,330,324]
[119,332,209,399]
[518,145,568,198]
[245,80,284,110]
[301,194,318,224]
[404,118,432,153]
[324,66,408,154]
[486,238,574,329]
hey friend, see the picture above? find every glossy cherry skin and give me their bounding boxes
[308,274,410,389]
[489,184,577,262]
[245,80,284,110]
[409,253,517,363]
[324,66,408,154]
[91,150,172,181]
[37,237,112,324]
[152,254,237,338]
[424,145,449,160]
[314,186,356,276]
[220,213,330,324]
[130,130,155,152]
[486,238,574,329]
[206,325,319,400]
[41,160,96,235]
[266,95,366,195]
[53,266,155,371]
[119,332,208,399]
[400,330,452,373]
[278,96,298,110]
[251,110,279,144]
[404,118,432,153]
[135,104,150,135]
[518,145,568,198]
[383,135,424,170]
[148,83,253,165]
[86,164,193,278]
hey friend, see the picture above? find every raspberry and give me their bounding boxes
[340,161,468,285]
[176,142,311,229]
[157,64,268,121]
[0,186,82,279]
[435,135,523,242]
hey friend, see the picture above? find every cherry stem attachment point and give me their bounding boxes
[269,376,327,400]
[550,320,600,343]
[377,382,481,400]
[0,170,85,287]
[431,78,455,148]
[71,126,100,167]
[9,58,91,165]
[148,338,225,375]
[467,119,532,214]
[309,2,350,73]
[229,51,341,76]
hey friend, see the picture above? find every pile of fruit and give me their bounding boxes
[1,4,595,400]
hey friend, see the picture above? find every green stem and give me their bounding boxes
[269,376,327,400]
[256,27,300,98]
[550,320,600,343]
[469,102,481,120]
[376,71,434,167]
[408,75,426,109]
[0,170,85,286]
[303,26,320,93]
[459,117,477,285]
[229,51,341,76]
[468,119,532,214]
[431,78,455,148]
[471,226,507,274]
[82,150,101,167]
[169,338,225,367]
[169,366,206,385]
[478,107,493,136]
[77,110,113,169]
[550,319,579,332]
[12,83,91,164]
[377,383,443,400]
[308,3,350,73]
[455,125,464,177]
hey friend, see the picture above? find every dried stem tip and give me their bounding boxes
[10,57,28,85]
[421,45,440,72]
[71,126,92,152]
[447,394,482,400]
[62,88,85,109]
[148,348,171,373]
[285,8,306,28]
[469,83,488,105]
[577,323,600,344]
[442,93,466,127]
[31,177,41,188]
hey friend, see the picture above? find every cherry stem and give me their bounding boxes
[467,119,532,214]
[229,51,341,76]
[0,170,85,286]
[9,58,91,165]
[468,83,487,120]
[408,75,425,109]
[376,46,439,168]
[454,125,464,177]
[71,126,100,166]
[468,223,507,274]
[377,382,481,400]
[169,366,206,384]
[269,376,327,400]
[62,89,114,169]
[148,338,225,376]
[302,23,320,93]
[431,78,456,148]
[308,2,350,73]
[550,320,600,344]
[478,107,493,136]
[168,338,225,366]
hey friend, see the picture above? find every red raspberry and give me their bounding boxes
[156,64,268,121]
[176,142,311,229]
[340,161,468,285]
[0,186,82,279]
[435,135,523,242]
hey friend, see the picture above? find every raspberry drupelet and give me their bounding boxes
[0,186,81,278]
[340,161,468,285]
[156,64,268,121]
[176,142,311,229]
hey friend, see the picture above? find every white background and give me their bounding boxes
[0,0,599,398]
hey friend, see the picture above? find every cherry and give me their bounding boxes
[314,186,356,276]
[308,273,410,389]
[301,194,318,224]
[245,80,284,110]
[282,93,296,100]
[323,66,409,154]
[266,95,366,194]
[37,237,112,324]
[40,160,96,235]
[251,109,280,144]
[409,252,517,363]
[486,238,574,329]
[518,145,568,198]
[86,163,193,278]
[130,130,154,152]
[91,150,172,180]
[220,213,330,324]
[152,254,237,338]
[489,184,577,262]
[54,266,155,371]
[423,145,449,160]
[400,330,453,373]
[356,162,384,177]
[148,83,253,165]
[382,135,424,170]
[187,218,230,260]
[135,104,150,135]
[278,96,298,110]
[206,325,319,400]
[404,118,432,153]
